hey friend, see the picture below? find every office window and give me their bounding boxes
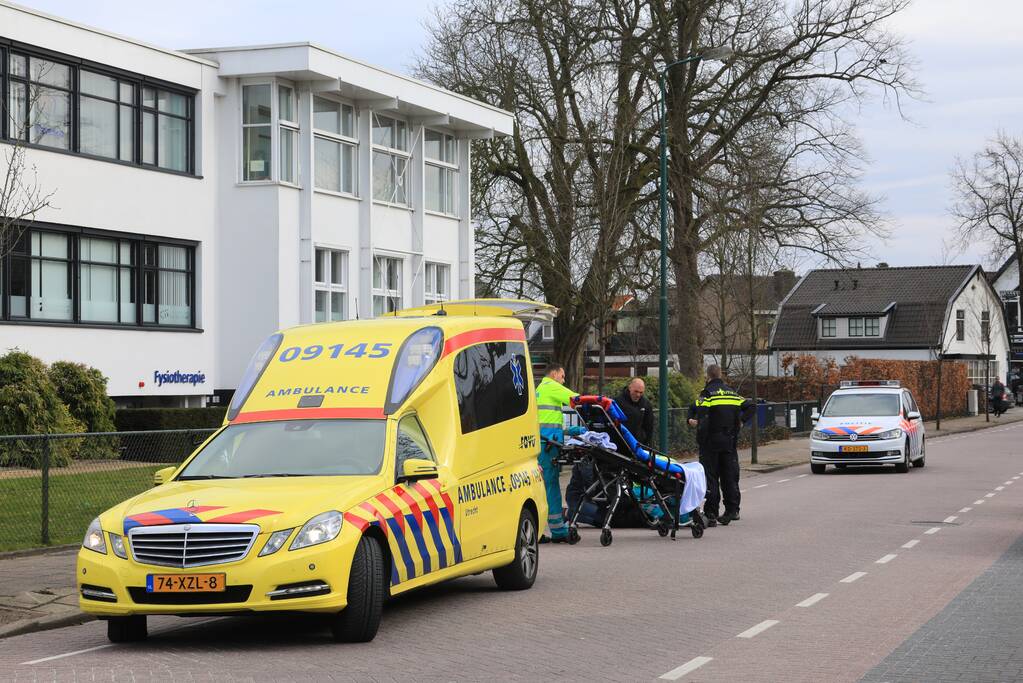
[956,310,965,341]
[3,43,193,172]
[313,97,357,194]
[424,262,450,304]
[278,85,298,184]
[372,256,402,316]
[372,114,410,205]
[242,84,272,181]
[848,317,863,337]
[864,317,880,337]
[821,317,836,338]
[424,130,458,214]
[314,248,347,322]
[0,226,193,328]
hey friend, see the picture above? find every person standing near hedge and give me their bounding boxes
[617,378,654,444]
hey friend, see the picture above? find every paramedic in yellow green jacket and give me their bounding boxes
[536,363,578,543]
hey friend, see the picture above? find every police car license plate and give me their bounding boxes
[146,573,226,593]
[840,445,869,453]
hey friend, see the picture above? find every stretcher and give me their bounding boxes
[558,395,706,546]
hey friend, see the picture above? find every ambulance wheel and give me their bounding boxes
[493,507,538,590]
[568,527,581,544]
[811,463,826,474]
[331,535,385,643]
[600,529,613,547]
[106,615,147,643]
[691,525,703,539]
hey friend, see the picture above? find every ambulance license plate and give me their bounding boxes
[146,573,226,593]
[840,445,869,453]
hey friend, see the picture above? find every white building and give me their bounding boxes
[990,254,1021,376]
[0,1,512,407]
[769,265,1009,385]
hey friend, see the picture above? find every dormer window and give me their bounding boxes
[849,317,864,336]
[822,317,836,337]
[864,317,880,336]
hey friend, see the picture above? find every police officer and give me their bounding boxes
[536,363,578,543]
[687,365,753,527]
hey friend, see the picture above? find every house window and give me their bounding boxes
[981,310,991,341]
[372,256,402,316]
[821,317,836,337]
[313,97,357,194]
[314,248,347,322]
[242,84,272,181]
[848,317,863,336]
[956,310,965,341]
[424,262,449,304]
[3,44,194,172]
[2,225,195,327]
[372,114,410,205]
[542,323,554,341]
[424,130,458,214]
[965,359,999,386]
[864,317,880,337]
[278,85,298,184]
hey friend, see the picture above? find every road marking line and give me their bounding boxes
[996,486,1005,491]
[902,540,919,549]
[754,484,769,489]
[777,478,791,483]
[1005,481,1014,485]
[21,644,114,665]
[841,571,867,583]
[944,516,958,523]
[925,527,942,535]
[1014,476,1021,480]
[876,554,897,564]
[737,620,779,638]
[974,500,986,505]
[797,474,808,478]
[797,593,829,607]
[959,507,973,513]
[660,656,713,680]
[985,493,996,498]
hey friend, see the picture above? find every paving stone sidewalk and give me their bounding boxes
[861,530,1023,683]
[0,548,86,638]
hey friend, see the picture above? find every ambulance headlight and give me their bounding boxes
[811,430,829,441]
[109,532,128,559]
[878,428,903,440]
[260,529,295,556]
[290,511,343,551]
[83,518,106,555]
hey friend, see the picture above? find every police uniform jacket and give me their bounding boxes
[692,378,753,449]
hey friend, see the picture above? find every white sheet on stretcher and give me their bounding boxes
[679,461,707,514]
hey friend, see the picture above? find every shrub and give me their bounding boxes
[115,407,228,431]
[0,351,83,468]
[839,357,969,420]
[48,361,117,433]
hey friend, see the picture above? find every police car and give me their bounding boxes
[809,381,925,474]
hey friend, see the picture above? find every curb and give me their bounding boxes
[0,608,92,640]
[0,544,78,561]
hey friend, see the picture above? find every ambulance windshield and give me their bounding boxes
[178,419,386,479]
[823,393,900,418]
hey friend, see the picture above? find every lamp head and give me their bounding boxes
[701,46,734,61]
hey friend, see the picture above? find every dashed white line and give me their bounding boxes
[1005,481,1015,486]
[841,571,867,583]
[777,478,791,483]
[974,499,986,505]
[902,539,920,549]
[943,516,958,523]
[985,492,996,498]
[876,554,897,564]
[754,484,769,489]
[737,620,779,638]
[796,474,808,478]
[996,486,1005,491]
[797,593,829,608]
[660,656,714,680]
[959,507,973,513]
[925,527,942,535]
[21,644,114,665]
[1014,476,1021,480]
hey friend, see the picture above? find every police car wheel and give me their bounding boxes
[895,441,910,473]
[913,438,926,468]
[331,535,385,643]
[810,463,826,475]
[106,615,147,643]
[493,507,539,590]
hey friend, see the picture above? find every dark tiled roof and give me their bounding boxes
[771,266,977,350]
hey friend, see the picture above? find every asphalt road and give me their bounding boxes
[3,421,1022,682]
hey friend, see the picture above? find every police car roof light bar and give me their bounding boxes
[839,380,901,388]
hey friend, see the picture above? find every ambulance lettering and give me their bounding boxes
[265,385,371,398]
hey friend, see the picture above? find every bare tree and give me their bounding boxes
[1,88,56,258]
[951,131,1023,291]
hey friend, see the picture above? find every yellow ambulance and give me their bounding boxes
[77,300,554,643]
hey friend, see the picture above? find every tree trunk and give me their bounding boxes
[556,319,590,390]
[671,237,703,377]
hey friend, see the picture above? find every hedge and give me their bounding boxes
[115,407,228,431]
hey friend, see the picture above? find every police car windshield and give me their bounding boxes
[178,419,386,479]
[823,393,900,417]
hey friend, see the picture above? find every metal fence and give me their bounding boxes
[0,429,216,552]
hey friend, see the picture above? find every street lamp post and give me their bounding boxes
[657,46,732,452]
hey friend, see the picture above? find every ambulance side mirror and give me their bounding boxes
[153,466,176,486]
[398,458,438,483]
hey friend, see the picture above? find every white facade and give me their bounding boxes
[0,2,512,406]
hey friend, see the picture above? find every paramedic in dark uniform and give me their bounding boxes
[687,365,753,527]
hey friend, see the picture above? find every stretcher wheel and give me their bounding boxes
[600,529,613,547]
[568,527,580,545]
[691,526,703,539]
[657,523,670,537]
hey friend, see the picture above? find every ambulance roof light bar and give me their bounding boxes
[839,380,901,388]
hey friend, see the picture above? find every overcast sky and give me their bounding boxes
[16,0,1023,271]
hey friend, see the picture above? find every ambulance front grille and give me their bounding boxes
[129,523,260,568]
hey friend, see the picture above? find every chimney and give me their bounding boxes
[772,269,797,302]
[853,279,858,289]
[834,279,840,291]
[877,262,889,268]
